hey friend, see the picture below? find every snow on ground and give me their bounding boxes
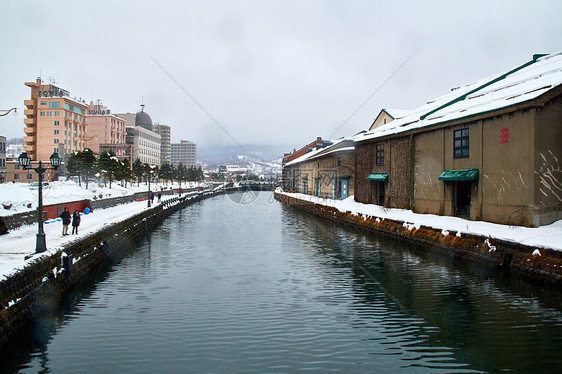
[0,200,149,280]
[277,190,562,252]
[0,180,207,216]
[0,180,211,280]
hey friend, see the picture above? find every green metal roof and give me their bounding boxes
[420,56,543,121]
[438,169,479,181]
[367,173,389,181]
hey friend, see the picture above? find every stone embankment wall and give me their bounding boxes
[274,192,562,288]
[0,190,220,347]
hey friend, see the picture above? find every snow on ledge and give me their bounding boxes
[275,190,562,252]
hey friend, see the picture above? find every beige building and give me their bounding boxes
[5,158,59,183]
[282,137,355,199]
[369,109,410,130]
[354,53,562,227]
[86,102,127,156]
[23,78,88,161]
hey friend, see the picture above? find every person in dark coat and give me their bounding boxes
[60,207,71,236]
[71,210,81,235]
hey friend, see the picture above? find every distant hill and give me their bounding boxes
[197,144,289,164]
[6,138,23,158]
[197,144,288,175]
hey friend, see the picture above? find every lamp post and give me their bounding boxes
[147,169,152,208]
[18,151,62,253]
[145,165,154,208]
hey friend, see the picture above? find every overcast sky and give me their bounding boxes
[1,0,560,153]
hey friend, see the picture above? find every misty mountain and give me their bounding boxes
[197,144,289,165]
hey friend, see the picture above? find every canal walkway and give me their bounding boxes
[0,190,207,281]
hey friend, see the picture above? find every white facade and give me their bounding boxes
[171,140,196,167]
[128,126,161,166]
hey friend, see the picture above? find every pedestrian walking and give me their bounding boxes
[60,207,71,236]
[158,192,161,203]
[151,192,155,204]
[71,210,81,235]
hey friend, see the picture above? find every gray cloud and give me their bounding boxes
[1,0,561,154]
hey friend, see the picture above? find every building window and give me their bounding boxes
[337,157,342,167]
[54,129,59,134]
[40,100,47,106]
[14,173,20,180]
[14,164,20,170]
[54,139,59,144]
[54,111,59,116]
[49,102,60,109]
[376,144,384,166]
[454,128,469,159]
[47,111,52,116]
[27,173,33,180]
[54,120,59,126]
[40,111,45,116]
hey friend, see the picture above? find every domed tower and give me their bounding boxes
[135,104,153,131]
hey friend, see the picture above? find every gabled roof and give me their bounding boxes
[385,109,411,119]
[284,133,363,167]
[357,53,562,143]
[370,108,412,130]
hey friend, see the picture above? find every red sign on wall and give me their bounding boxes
[500,128,510,144]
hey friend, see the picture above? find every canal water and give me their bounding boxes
[2,192,562,373]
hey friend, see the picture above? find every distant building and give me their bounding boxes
[23,78,88,161]
[127,126,161,166]
[0,136,6,183]
[135,104,153,131]
[282,137,356,199]
[85,102,127,157]
[282,137,332,166]
[118,105,161,166]
[153,123,171,164]
[5,158,58,183]
[115,112,136,127]
[171,140,196,167]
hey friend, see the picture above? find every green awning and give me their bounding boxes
[438,168,479,181]
[367,173,389,181]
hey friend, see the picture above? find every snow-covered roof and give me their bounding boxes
[357,53,562,143]
[384,109,411,119]
[284,134,364,167]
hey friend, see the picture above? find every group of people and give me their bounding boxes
[59,207,81,236]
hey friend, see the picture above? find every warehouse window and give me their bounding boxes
[454,128,469,159]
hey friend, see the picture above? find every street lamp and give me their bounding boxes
[18,151,62,253]
[0,107,17,117]
[145,165,154,208]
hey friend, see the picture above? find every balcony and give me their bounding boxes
[23,145,34,153]
[24,118,36,125]
[23,127,35,136]
[23,136,35,144]
[24,100,34,109]
[24,109,34,117]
